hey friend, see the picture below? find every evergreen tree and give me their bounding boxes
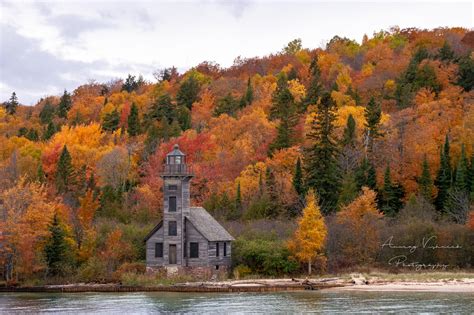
[338,173,359,206]
[235,181,242,217]
[5,92,19,115]
[37,163,46,183]
[364,97,382,153]
[265,167,280,218]
[437,41,455,62]
[454,144,469,192]
[39,101,55,124]
[44,213,69,276]
[435,142,451,212]
[457,55,474,92]
[122,74,141,93]
[355,157,377,190]
[56,145,75,193]
[102,109,120,132]
[304,92,340,214]
[240,77,254,107]
[57,90,72,118]
[176,75,200,109]
[144,123,160,158]
[342,114,356,146]
[127,103,140,136]
[176,105,191,131]
[418,155,433,202]
[214,93,239,117]
[26,128,39,141]
[293,157,305,198]
[169,119,182,138]
[269,73,297,154]
[380,165,405,216]
[146,93,176,124]
[43,121,57,140]
[304,56,323,109]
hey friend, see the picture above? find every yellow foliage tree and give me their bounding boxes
[288,189,327,274]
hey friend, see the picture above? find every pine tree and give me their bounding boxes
[304,56,323,109]
[102,109,120,132]
[39,101,55,124]
[437,41,455,62]
[214,93,239,117]
[56,145,75,193]
[176,75,200,109]
[5,92,19,115]
[342,114,356,146]
[44,213,69,276]
[144,123,160,158]
[43,121,57,140]
[242,77,254,107]
[26,128,39,141]
[457,55,474,92]
[268,73,297,154]
[364,97,382,153]
[265,167,280,218]
[127,103,140,136]
[469,152,474,199]
[293,157,305,198]
[304,92,340,214]
[454,144,469,192]
[418,155,433,202]
[380,165,404,217]
[146,93,176,125]
[235,181,242,216]
[57,90,72,118]
[435,136,452,212]
[37,163,46,183]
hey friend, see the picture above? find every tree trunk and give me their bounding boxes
[308,260,311,275]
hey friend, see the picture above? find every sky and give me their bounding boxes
[0,0,472,105]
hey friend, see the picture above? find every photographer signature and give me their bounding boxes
[381,235,462,253]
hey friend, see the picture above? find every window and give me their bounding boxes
[168,221,177,236]
[169,196,177,212]
[216,242,220,257]
[224,242,227,257]
[168,185,178,191]
[215,265,219,270]
[190,242,199,258]
[155,243,163,258]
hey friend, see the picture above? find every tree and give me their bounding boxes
[214,93,239,117]
[239,78,254,108]
[39,101,55,124]
[43,121,57,140]
[102,109,120,132]
[342,114,356,146]
[304,56,323,108]
[304,92,341,214]
[287,189,327,275]
[176,75,200,109]
[364,97,382,154]
[122,74,142,93]
[269,73,297,154]
[146,93,176,125]
[127,103,140,136]
[232,181,242,220]
[457,55,474,92]
[435,136,452,212]
[380,165,405,217]
[5,92,19,115]
[55,145,75,193]
[282,38,302,55]
[264,167,281,218]
[355,157,377,190]
[418,155,433,202]
[454,144,469,192]
[44,213,69,276]
[437,41,455,62]
[57,90,72,118]
[292,157,305,198]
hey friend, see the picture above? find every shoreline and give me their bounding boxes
[1,276,474,293]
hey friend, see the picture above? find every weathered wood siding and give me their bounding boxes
[184,220,209,267]
[208,241,232,268]
[146,225,164,267]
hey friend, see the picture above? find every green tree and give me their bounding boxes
[342,114,356,146]
[56,145,75,193]
[355,157,377,190]
[364,97,382,153]
[146,93,176,124]
[454,144,469,192]
[304,92,340,214]
[418,155,433,202]
[380,165,405,217]
[37,163,46,183]
[57,90,72,118]
[437,41,455,62]
[457,55,474,92]
[265,167,281,218]
[176,75,200,109]
[5,92,19,115]
[214,93,239,117]
[102,109,120,132]
[304,56,323,109]
[239,78,254,108]
[39,101,55,124]
[44,213,69,276]
[293,157,305,198]
[43,121,58,140]
[121,74,142,93]
[282,38,302,55]
[269,73,297,154]
[26,128,39,141]
[127,103,140,136]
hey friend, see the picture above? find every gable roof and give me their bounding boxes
[187,207,235,241]
[143,221,163,242]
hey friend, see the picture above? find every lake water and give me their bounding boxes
[0,290,473,314]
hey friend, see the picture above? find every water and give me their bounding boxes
[0,291,473,314]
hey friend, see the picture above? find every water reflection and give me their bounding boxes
[0,290,473,314]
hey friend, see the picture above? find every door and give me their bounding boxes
[169,244,177,264]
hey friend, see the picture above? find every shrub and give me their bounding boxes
[233,264,252,279]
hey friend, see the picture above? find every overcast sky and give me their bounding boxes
[0,0,472,105]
